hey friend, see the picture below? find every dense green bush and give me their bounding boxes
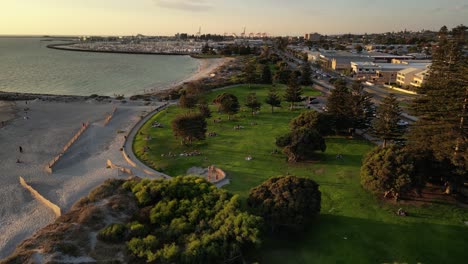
[97,223,127,243]
[122,176,262,264]
[248,176,321,232]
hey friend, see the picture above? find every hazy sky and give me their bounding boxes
[0,0,467,36]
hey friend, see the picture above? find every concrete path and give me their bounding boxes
[122,102,173,179]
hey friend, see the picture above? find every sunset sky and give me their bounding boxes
[1,0,467,36]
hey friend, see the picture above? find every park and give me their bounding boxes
[133,83,468,263]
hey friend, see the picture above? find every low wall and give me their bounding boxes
[46,122,90,173]
[19,176,61,218]
[104,107,117,126]
[106,159,133,175]
[121,149,137,168]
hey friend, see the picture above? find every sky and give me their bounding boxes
[0,0,467,36]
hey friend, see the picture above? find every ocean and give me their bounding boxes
[0,38,199,96]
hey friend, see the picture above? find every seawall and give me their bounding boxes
[47,43,190,56]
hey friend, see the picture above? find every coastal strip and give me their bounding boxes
[19,176,61,218]
[47,43,190,56]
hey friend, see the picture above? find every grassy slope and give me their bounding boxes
[134,84,468,264]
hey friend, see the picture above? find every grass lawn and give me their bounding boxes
[134,84,468,264]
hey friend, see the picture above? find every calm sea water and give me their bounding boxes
[0,38,199,96]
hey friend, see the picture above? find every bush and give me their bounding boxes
[124,176,262,263]
[248,176,321,232]
[98,223,127,243]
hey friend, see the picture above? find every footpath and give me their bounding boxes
[122,102,172,179]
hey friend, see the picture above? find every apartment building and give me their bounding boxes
[410,69,430,88]
[396,68,426,87]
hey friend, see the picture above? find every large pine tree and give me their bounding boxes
[372,94,402,147]
[284,72,303,110]
[407,25,467,193]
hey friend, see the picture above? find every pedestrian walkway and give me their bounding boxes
[122,102,173,179]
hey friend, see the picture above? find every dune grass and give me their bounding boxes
[134,84,468,263]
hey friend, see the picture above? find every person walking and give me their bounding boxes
[19,146,23,153]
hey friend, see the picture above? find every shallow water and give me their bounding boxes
[0,38,199,96]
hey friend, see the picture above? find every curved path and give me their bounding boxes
[123,101,231,188]
[122,102,172,179]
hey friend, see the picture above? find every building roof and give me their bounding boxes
[398,67,424,75]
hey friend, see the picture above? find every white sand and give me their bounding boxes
[0,101,17,124]
[0,99,163,258]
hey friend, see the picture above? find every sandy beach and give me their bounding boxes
[0,101,17,125]
[144,57,233,93]
[0,57,231,259]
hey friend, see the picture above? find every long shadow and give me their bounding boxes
[256,214,468,264]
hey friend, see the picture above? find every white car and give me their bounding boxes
[397,120,409,126]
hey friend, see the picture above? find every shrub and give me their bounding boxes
[98,223,127,243]
[248,176,321,232]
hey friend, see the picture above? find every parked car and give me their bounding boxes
[397,120,409,126]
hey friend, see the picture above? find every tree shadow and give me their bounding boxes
[255,214,468,264]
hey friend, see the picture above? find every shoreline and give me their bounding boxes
[142,57,233,94]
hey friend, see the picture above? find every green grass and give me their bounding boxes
[134,84,468,264]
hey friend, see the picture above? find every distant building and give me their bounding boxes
[319,50,372,71]
[396,68,426,87]
[410,69,430,88]
[351,61,431,85]
[305,33,321,42]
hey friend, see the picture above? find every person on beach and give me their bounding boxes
[19,146,23,153]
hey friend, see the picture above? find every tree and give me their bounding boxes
[260,64,273,84]
[290,111,334,136]
[213,93,240,120]
[171,113,207,145]
[274,68,292,84]
[350,81,375,130]
[198,102,212,118]
[326,80,374,133]
[248,176,321,232]
[125,176,262,263]
[265,87,282,113]
[244,61,257,85]
[326,80,353,131]
[284,72,303,110]
[372,94,403,147]
[276,128,326,162]
[178,93,197,110]
[300,62,312,85]
[407,25,468,194]
[355,44,363,53]
[361,145,416,201]
[201,43,210,54]
[245,93,262,115]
